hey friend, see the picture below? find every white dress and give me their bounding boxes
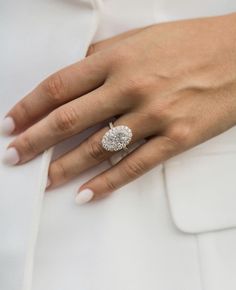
[1,1,236,290]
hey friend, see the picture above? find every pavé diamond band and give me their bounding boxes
[101,122,133,152]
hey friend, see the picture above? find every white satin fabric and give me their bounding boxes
[1,1,236,290]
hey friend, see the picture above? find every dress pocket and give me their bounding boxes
[164,126,236,234]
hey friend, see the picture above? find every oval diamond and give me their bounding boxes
[101,125,132,152]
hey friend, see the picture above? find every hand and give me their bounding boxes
[2,13,236,204]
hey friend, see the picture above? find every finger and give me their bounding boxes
[86,27,145,56]
[74,135,180,204]
[3,52,110,135]
[47,111,157,188]
[6,84,130,165]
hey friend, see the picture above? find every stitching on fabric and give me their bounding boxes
[195,235,206,290]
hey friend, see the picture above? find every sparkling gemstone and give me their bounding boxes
[101,125,132,152]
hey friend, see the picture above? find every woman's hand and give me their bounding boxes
[2,13,236,204]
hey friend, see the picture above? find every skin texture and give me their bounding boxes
[3,13,236,201]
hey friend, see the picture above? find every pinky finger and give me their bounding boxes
[75,135,179,205]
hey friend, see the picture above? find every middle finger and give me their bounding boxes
[5,84,129,165]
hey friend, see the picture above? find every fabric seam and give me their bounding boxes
[21,2,101,289]
[21,148,54,290]
[162,164,205,290]
[195,235,206,290]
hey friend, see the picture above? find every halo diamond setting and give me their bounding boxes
[101,123,132,152]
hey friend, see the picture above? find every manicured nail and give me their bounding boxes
[2,147,20,165]
[0,117,15,135]
[75,188,94,205]
[46,178,51,189]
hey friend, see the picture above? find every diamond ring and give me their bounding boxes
[101,122,133,152]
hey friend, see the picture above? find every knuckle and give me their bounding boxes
[155,103,173,121]
[102,175,118,192]
[150,108,166,124]
[51,107,78,134]
[122,158,146,179]
[165,122,192,148]
[109,45,132,68]
[21,134,39,155]
[51,161,67,180]
[158,136,178,159]
[86,139,107,162]
[124,77,146,95]
[43,73,67,102]
[17,100,33,122]
[123,75,156,96]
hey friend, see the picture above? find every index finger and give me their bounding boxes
[2,52,109,135]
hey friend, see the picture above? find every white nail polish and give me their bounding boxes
[75,188,94,205]
[0,117,15,135]
[2,147,20,165]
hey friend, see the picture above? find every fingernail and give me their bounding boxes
[75,188,94,205]
[46,178,51,189]
[2,147,20,165]
[0,117,15,135]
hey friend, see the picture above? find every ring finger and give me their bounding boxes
[47,112,158,188]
